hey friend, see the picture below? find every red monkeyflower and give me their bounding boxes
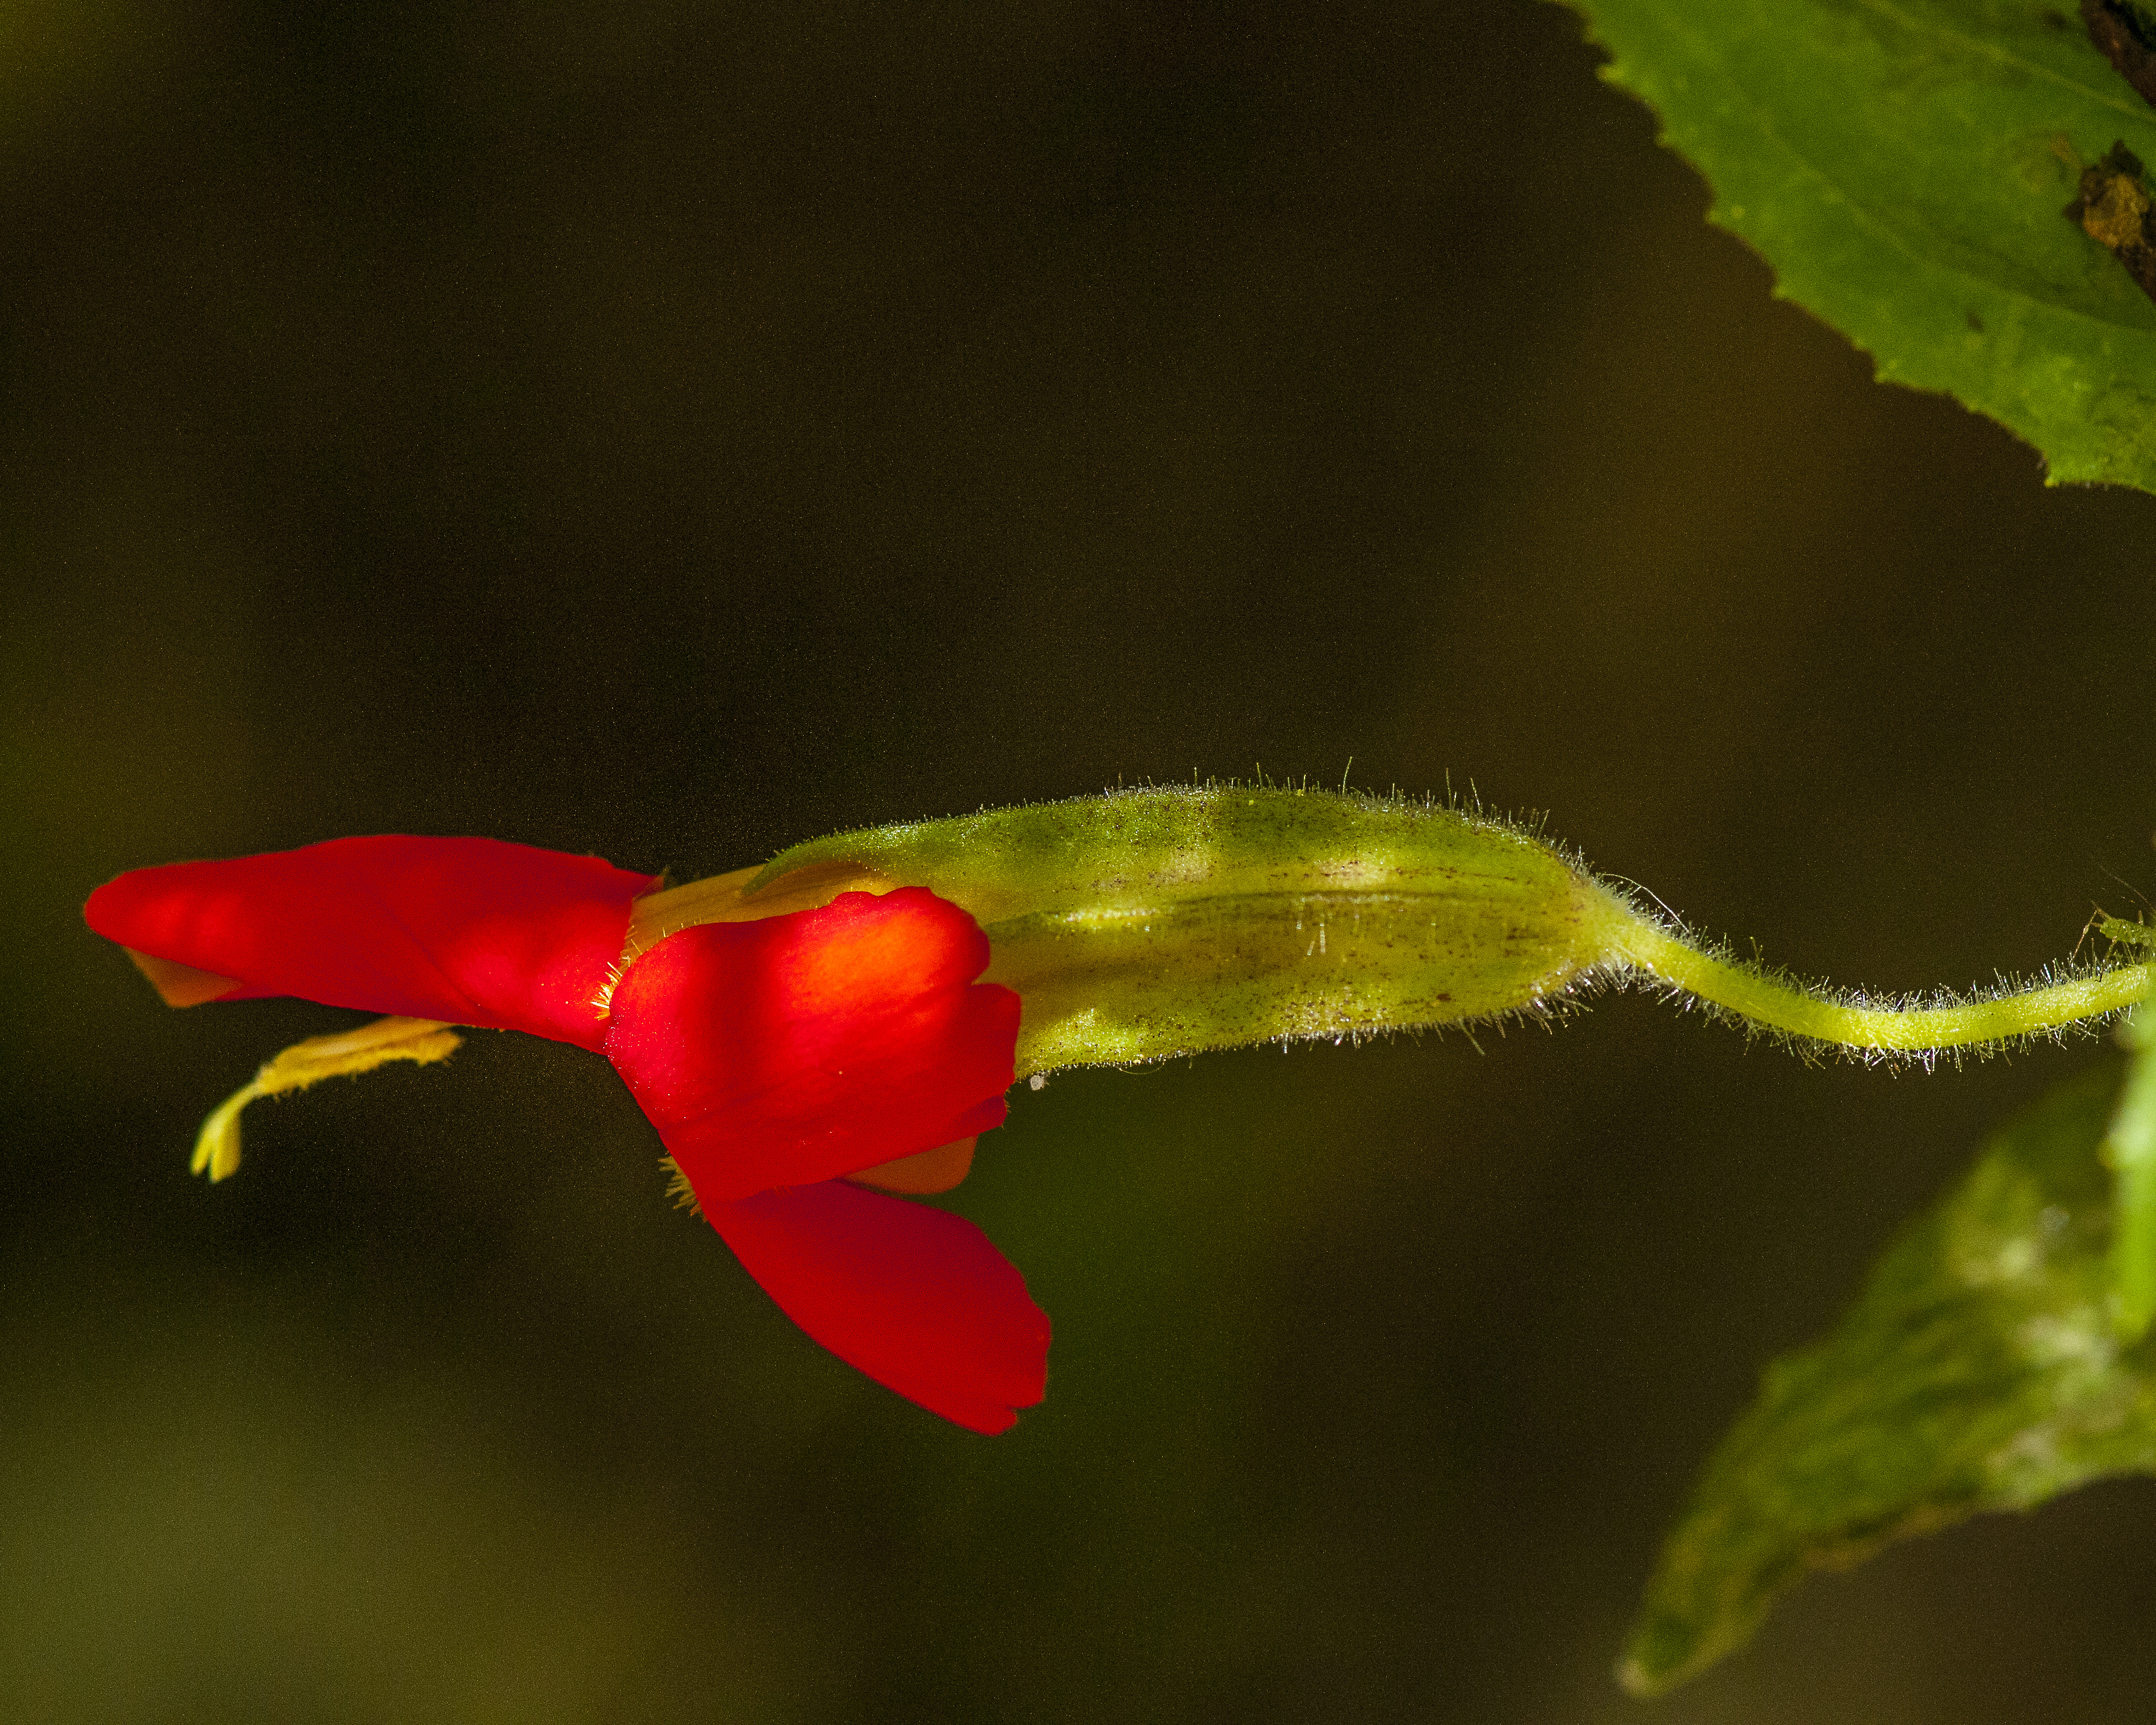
[83,836,1048,1434]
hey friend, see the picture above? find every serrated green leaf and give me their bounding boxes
[1567,0,2156,492]
[1620,1058,2156,1697]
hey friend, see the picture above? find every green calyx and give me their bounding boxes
[750,784,2152,1077]
[755,784,1620,1076]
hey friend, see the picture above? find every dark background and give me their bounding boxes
[7,2,2156,1720]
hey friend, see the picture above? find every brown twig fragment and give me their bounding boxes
[2083,0,2156,105]
[2064,141,2156,303]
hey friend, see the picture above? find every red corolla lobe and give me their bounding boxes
[84,835,656,1049]
[710,1180,1049,1434]
[604,887,1020,1200]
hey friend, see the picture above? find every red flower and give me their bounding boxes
[84,836,1048,1433]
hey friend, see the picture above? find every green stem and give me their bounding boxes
[1602,900,2155,1052]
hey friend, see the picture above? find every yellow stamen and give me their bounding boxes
[191,1015,462,1181]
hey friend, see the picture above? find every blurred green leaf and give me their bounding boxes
[1567,0,2156,492]
[1621,1058,2156,1696]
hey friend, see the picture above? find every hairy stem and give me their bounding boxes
[1604,902,2153,1051]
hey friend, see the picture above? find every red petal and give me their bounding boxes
[604,889,1020,1200]
[84,837,658,1049]
[707,1180,1049,1432]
